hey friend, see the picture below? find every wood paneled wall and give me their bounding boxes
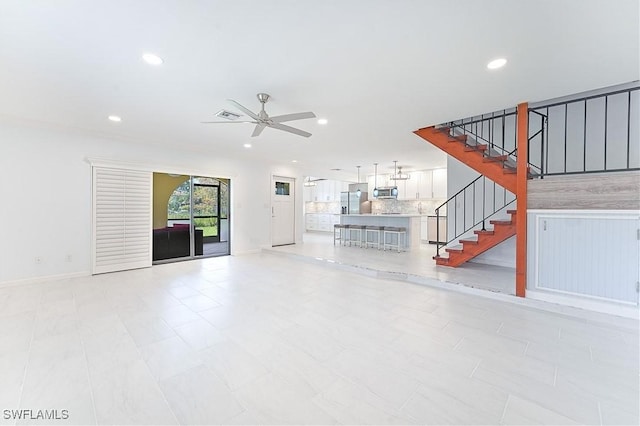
[528,171,640,210]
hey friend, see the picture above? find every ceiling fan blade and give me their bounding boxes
[269,122,312,138]
[227,99,260,120]
[270,111,316,123]
[201,121,257,124]
[251,123,267,137]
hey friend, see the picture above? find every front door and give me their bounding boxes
[272,176,295,246]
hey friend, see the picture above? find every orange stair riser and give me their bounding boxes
[414,127,517,193]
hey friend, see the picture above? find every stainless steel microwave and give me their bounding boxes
[374,186,398,199]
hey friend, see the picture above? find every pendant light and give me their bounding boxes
[355,166,362,198]
[391,161,399,197]
[372,163,379,197]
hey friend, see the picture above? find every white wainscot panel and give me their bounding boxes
[532,211,639,305]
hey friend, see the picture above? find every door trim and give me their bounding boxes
[271,175,296,247]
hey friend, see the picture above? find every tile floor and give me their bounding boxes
[0,252,638,425]
[269,232,517,295]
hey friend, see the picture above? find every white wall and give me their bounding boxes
[0,118,301,285]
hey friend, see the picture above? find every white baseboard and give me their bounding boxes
[232,248,262,256]
[0,271,91,289]
[469,258,515,269]
[526,289,639,320]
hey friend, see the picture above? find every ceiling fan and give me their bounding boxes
[202,93,316,138]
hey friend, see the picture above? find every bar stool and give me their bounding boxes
[383,226,407,252]
[364,225,384,249]
[333,224,346,246]
[347,224,366,247]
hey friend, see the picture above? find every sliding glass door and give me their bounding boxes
[153,173,230,263]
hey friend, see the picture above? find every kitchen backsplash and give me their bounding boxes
[371,199,446,215]
[305,201,341,214]
[305,199,446,215]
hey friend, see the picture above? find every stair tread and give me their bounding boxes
[445,245,463,253]
[474,229,494,235]
[507,209,517,214]
[464,144,488,152]
[490,219,513,225]
[483,154,508,162]
[460,238,479,244]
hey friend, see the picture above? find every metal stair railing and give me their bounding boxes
[528,85,639,177]
[434,175,516,258]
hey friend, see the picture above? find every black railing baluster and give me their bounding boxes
[540,114,549,177]
[604,96,608,170]
[493,181,496,212]
[463,190,466,231]
[482,177,486,230]
[564,103,568,174]
[627,91,631,169]
[436,208,440,257]
[473,182,476,227]
[502,111,505,153]
[454,195,457,239]
[583,99,587,172]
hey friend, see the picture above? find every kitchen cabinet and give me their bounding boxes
[417,171,433,199]
[305,214,319,231]
[397,176,418,200]
[312,180,348,202]
[314,180,328,201]
[420,216,428,241]
[305,213,340,232]
[432,168,447,199]
[303,184,315,202]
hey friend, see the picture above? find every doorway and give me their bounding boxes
[153,173,230,262]
[272,176,295,246]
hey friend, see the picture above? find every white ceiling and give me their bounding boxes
[0,0,638,181]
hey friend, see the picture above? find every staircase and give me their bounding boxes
[413,124,530,267]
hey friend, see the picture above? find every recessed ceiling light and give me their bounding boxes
[317,118,328,125]
[243,143,252,148]
[108,115,121,122]
[142,53,163,65]
[487,58,507,70]
[291,160,298,163]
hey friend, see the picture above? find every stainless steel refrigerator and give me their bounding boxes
[340,184,370,214]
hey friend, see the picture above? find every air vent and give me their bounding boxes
[215,109,242,120]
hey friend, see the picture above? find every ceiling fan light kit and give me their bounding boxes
[202,93,316,138]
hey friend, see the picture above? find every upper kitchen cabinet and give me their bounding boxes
[396,176,418,200]
[432,168,447,199]
[308,179,349,202]
[388,169,447,200]
[417,170,433,199]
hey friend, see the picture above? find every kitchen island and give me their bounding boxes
[340,214,421,249]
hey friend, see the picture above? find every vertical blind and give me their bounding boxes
[92,167,152,274]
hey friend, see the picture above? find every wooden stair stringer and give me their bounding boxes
[414,126,517,193]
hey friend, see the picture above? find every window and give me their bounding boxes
[275,181,290,195]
